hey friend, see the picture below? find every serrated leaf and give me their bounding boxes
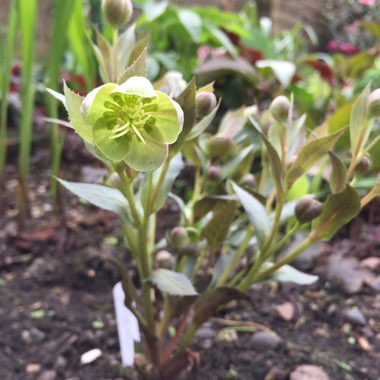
[262,263,318,285]
[231,182,271,249]
[128,34,151,67]
[200,200,237,250]
[57,178,130,221]
[118,47,147,84]
[46,88,66,107]
[286,129,344,188]
[170,78,196,156]
[249,116,283,195]
[117,24,136,73]
[63,82,92,142]
[192,287,249,326]
[311,185,360,241]
[150,269,197,296]
[350,85,372,159]
[328,151,347,194]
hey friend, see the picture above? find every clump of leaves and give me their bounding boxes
[49,1,380,379]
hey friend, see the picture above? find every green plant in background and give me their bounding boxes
[49,1,380,378]
[0,0,18,184]
[17,0,37,221]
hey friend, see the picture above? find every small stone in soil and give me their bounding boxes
[26,363,41,374]
[344,309,367,326]
[38,370,57,380]
[251,331,283,351]
[289,364,330,380]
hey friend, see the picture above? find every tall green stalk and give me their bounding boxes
[0,0,18,184]
[17,0,37,222]
[46,0,75,203]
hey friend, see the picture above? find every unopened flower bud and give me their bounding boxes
[169,226,188,246]
[196,92,217,118]
[205,135,236,160]
[207,166,221,181]
[155,250,175,269]
[242,173,256,189]
[295,196,323,224]
[366,89,380,119]
[269,95,290,123]
[355,154,372,176]
[102,0,133,29]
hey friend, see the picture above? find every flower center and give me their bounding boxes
[102,94,156,143]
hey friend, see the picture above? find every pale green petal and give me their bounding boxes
[124,134,168,171]
[92,118,129,162]
[63,82,92,142]
[113,76,156,98]
[81,83,118,125]
[146,91,183,144]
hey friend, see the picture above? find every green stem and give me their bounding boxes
[269,221,300,257]
[151,159,170,210]
[177,323,197,354]
[215,225,253,287]
[252,237,313,284]
[112,27,119,82]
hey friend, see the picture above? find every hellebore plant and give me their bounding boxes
[49,1,380,379]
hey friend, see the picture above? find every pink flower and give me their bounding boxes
[339,42,359,55]
[359,0,375,6]
[327,39,339,52]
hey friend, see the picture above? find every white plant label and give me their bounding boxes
[113,281,141,366]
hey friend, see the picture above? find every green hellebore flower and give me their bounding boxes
[66,76,183,171]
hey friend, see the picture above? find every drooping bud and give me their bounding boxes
[241,173,256,190]
[205,135,236,160]
[207,166,221,181]
[354,154,372,176]
[169,226,188,246]
[196,92,217,118]
[295,196,323,224]
[102,0,133,29]
[269,95,290,123]
[366,88,380,119]
[155,250,175,269]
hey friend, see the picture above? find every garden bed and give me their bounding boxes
[0,135,379,380]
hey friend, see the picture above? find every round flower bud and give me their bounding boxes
[366,88,380,119]
[155,250,175,269]
[354,154,372,176]
[207,166,221,181]
[295,196,323,224]
[169,226,188,246]
[205,135,236,160]
[196,92,217,118]
[269,95,290,123]
[102,0,133,29]
[242,173,256,189]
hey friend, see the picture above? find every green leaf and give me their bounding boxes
[177,9,202,42]
[286,129,345,188]
[361,20,380,40]
[231,182,271,250]
[118,47,147,84]
[194,56,256,84]
[200,200,237,250]
[327,101,352,133]
[219,146,253,180]
[204,22,238,55]
[128,34,151,67]
[170,78,196,157]
[286,176,309,201]
[328,152,347,194]
[249,116,283,195]
[261,263,318,285]
[63,82,92,142]
[311,185,360,241]
[256,60,296,87]
[150,269,197,296]
[57,178,130,221]
[143,0,168,21]
[117,24,136,73]
[350,85,372,159]
[192,287,249,326]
